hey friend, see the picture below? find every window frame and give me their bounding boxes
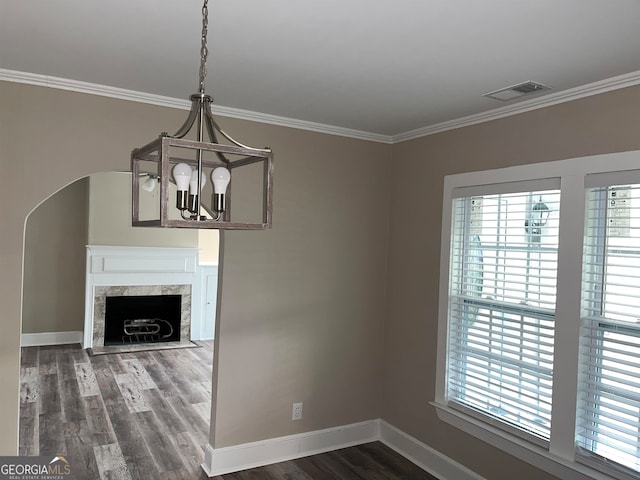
[433,150,640,480]
[446,188,561,446]
[576,180,640,479]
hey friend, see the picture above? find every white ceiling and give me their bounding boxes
[2,0,640,138]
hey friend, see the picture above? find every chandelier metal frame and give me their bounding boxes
[131,0,274,230]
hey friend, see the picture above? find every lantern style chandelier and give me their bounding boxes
[131,0,273,230]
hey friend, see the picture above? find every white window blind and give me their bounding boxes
[577,184,640,477]
[447,189,560,442]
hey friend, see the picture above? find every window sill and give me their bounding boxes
[431,401,612,480]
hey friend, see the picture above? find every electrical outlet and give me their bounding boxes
[292,402,303,421]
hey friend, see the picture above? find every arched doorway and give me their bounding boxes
[19,172,219,476]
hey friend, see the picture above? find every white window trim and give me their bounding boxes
[434,150,640,480]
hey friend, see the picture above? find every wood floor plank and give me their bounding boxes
[189,380,212,406]
[60,377,86,423]
[105,402,161,480]
[151,350,206,403]
[38,412,65,456]
[270,460,315,479]
[75,362,101,397]
[191,402,211,423]
[290,454,344,480]
[184,347,214,378]
[55,348,87,423]
[64,419,102,480]
[159,468,202,480]
[104,354,129,376]
[133,410,185,473]
[18,402,38,457]
[123,452,161,480]
[91,355,125,406]
[20,346,39,369]
[20,366,39,404]
[57,347,81,381]
[115,373,152,413]
[303,449,362,479]
[171,431,207,477]
[180,348,213,384]
[175,349,210,384]
[97,369,158,478]
[94,443,133,480]
[358,442,438,479]
[105,402,144,447]
[142,389,191,436]
[68,345,90,364]
[39,373,61,416]
[330,444,407,479]
[122,358,158,390]
[83,394,118,446]
[190,342,214,366]
[140,360,181,398]
[38,347,57,375]
[129,351,154,366]
[165,394,210,445]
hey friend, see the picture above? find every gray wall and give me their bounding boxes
[383,85,640,480]
[22,177,89,334]
[213,125,390,445]
[1,80,390,454]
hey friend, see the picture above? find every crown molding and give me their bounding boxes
[0,69,393,144]
[210,103,393,144]
[3,68,640,145]
[392,70,640,143]
[0,69,190,110]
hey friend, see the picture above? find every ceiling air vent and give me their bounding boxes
[483,81,552,101]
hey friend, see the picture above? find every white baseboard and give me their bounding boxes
[21,331,83,347]
[201,418,486,480]
[201,419,380,476]
[379,420,487,480]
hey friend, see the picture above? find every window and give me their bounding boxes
[434,153,640,480]
[447,188,560,443]
[577,183,640,478]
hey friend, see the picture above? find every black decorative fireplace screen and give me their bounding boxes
[104,295,182,345]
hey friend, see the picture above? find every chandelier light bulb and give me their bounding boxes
[189,170,206,194]
[142,175,156,193]
[211,167,231,194]
[211,167,231,213]
[173,163,192,211]
[173,163,192,191]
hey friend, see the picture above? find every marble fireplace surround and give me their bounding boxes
[85,246,199,353]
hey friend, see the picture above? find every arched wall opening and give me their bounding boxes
[19,171,220,457]
[1,78,227,453]
[21,171,219,342]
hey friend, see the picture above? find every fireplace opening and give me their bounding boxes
[104,294,181,345]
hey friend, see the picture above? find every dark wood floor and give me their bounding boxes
[20,342,436,480]
[216,442,437,480]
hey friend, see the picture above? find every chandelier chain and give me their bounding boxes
[199,0,209,93]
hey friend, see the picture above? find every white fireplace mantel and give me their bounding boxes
[84,245,200,349]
